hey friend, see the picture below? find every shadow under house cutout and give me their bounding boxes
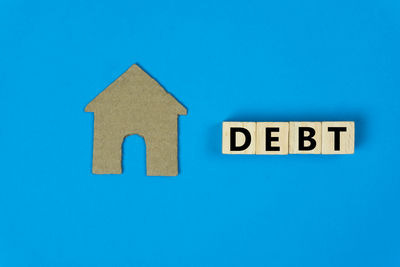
[85,64,187,176]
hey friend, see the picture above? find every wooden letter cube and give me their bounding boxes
[222,122,256,154]
[322,121,355,154]
[256,122,289,155]
[289,122,322,154]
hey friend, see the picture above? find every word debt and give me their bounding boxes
[222,121,355,155]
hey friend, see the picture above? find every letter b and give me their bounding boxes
[289,122,322,154]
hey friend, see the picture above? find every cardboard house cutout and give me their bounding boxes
[85,64,187,176]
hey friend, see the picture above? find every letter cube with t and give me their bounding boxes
[222,122,256,154]
[289,122,322,154]
[322,121,355,154]
[256,122,289,154]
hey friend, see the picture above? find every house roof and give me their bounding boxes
[85,64,187,115]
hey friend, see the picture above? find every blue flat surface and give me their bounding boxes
[1,0,400,266]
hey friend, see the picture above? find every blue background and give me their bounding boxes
[1,0,399,266]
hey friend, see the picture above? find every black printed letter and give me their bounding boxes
[299,127,316,150]
[230,127,251,151]
[265,128,280,151]
[328,127,347,151]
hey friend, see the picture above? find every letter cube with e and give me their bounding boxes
[322,121,355,154]
[222,122,256,154]
[256,122,289,154]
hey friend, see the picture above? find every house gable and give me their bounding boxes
[85,64,187,115]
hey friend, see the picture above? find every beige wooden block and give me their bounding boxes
[222,122,256,154]
[322,121,355,154]
[289,122,322,154]
[256,122,289,155]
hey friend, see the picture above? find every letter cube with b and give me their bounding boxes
[222,122,256,154]
[289,122,322,154]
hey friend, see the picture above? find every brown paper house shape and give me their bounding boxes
[85,64,187,176]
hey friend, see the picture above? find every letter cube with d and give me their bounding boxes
[222,122,256,154]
